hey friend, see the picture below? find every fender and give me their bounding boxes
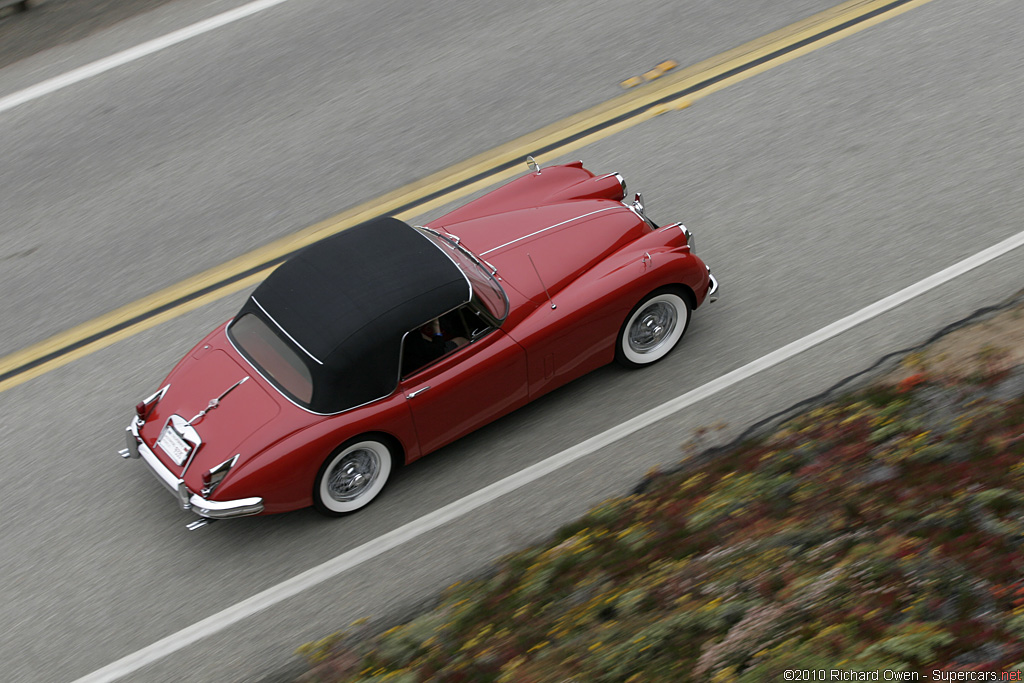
[212,391,418,514]
[506,225,709,399]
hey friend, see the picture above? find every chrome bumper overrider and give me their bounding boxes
[706,267,720,304]
[122,420,263,519]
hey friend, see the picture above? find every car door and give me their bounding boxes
[400,321,528,458]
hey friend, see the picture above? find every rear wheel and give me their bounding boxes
[615,288,691,368]
[313,437,395,516]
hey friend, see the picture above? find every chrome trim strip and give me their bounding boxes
[479,207,619,256]
[251,296,324,365]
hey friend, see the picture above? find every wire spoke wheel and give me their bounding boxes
[314,438,394,515]
[616,290,691,367]
[326,448,380,502]
[628,301,678,353]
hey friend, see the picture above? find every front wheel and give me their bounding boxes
[615,289,691,368]
[313,437,395,516]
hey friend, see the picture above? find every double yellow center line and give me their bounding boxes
[0,0,934,393]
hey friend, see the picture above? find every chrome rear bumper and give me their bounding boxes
[122,420,263,520]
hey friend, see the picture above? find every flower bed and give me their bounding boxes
[296,366,1024,682]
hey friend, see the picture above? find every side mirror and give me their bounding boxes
[526,156,541,175]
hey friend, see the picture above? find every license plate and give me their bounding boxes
[157,423,192,465]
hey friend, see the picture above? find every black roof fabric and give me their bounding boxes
[235,217,470,413]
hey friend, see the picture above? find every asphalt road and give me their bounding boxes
[1,0,1022,681]
[0,0,177,69]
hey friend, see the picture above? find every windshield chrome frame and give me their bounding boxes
[415,226,510,323]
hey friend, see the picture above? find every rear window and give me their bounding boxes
[228,313,313,404]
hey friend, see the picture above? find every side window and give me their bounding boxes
[457,304,491,340]
[400,304,492,378]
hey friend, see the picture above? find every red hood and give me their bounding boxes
[431,200,646,302]
[141,346,283,481]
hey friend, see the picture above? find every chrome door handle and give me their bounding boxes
[406,386,431,399]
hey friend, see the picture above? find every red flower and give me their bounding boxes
[898,373,928,392]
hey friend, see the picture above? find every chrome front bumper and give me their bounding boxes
[122,420,263,519]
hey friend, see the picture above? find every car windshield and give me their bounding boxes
[228,313,314,404]
[416,227,509,321]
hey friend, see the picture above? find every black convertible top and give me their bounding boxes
[232,217,470,412]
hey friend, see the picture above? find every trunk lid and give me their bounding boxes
[141,348,282,477]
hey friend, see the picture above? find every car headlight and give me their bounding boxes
[201,455,239,497]
[614,173,627,200]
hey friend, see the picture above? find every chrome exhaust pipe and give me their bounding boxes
[186,518,216,531]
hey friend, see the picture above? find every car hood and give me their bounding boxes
[142,347,282,476]
[432,200,646,302]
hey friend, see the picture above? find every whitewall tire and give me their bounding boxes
[313,438,394,516]
[615,289,691,368]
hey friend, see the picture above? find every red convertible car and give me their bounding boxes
[121,159,718,528]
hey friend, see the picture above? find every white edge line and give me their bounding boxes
[0,0,291,116]
[73,228,1024,683]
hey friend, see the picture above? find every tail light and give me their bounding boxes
[135,385,170,422]
[201,455,239,497]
